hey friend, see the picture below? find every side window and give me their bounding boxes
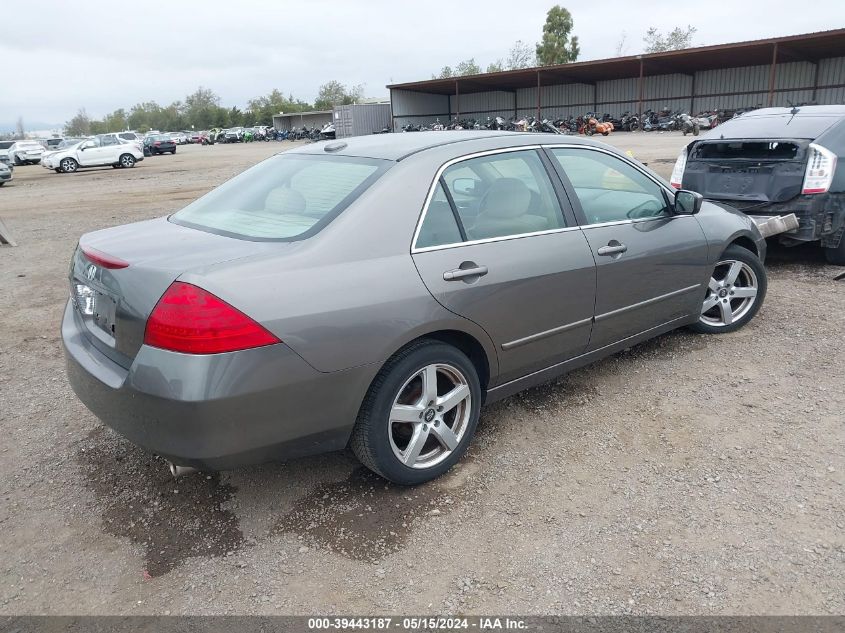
[443,150,565,241]
[551,148,670,224]
[416,183,463,248]
[100,135,118,146]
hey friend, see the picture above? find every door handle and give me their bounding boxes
[597,243,628,257]
[443,265,488,281]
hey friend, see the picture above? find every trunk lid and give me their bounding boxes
[70,217,278,368]
[683,138,810,207]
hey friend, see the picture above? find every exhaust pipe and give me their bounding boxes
[168,462,199,478]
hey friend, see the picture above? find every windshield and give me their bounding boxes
[171,154,390,240]
[0,141,13,149]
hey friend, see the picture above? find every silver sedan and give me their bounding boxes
[63,132,767,484]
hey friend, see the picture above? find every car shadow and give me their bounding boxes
[74,328,720,576]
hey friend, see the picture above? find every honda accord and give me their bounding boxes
[63,132,767,484]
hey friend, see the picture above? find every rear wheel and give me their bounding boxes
[171,148,176,154]
[60,158,78,173]
[690,245,767,334]
[351,340,481,485]
[119,154,136,168]
[823,239,845,265]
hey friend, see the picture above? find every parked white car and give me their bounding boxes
[0,140,13,166]
[41,134,144,173]
[9,140,46,165]
[169,132,188,145]
[0,161,12,186]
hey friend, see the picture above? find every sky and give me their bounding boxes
[2,0,844,129]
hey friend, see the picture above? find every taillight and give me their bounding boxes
[802,143,837,194]
[669,149,687,189]
[154,141,161,146]
[144,282,280,354]
[81,245,129,269]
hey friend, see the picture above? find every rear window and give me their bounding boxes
[711,113,842,140]
[170,154,389,240]
[692,141,801,160]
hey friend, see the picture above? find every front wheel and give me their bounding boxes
[351,340,481,485]
[60,157,78,173]
[690,245,767,334]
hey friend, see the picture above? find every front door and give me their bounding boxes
[547,146,710,351]
[412,148,597,384]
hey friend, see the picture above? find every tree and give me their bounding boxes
[65,109,91,136]
[455,58,481,76]
[535,5,580,65]
[615,31,629,57]
[507,40,536,70]
[643,25,697,53]
[435,66,453,79]
[314,80,363,110]
[486,59,505,73]
[183,87,221,129]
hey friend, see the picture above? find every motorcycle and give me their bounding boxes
[582,112,614,136]
[320,122,336,140]
[619,112,640,132]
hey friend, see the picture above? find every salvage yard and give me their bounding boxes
[0,134,843,615]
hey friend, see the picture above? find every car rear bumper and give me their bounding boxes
[62,300,375,470]
[729,193,845,247]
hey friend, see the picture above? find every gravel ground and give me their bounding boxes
[0,133,842,616]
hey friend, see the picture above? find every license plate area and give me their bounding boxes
[73,282,118,340]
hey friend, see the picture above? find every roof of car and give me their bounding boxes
[700,105,845,141]
[286,130,607,161]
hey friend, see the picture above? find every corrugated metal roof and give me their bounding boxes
[388,29,845,95]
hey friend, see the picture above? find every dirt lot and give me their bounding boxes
[0,134,842,616]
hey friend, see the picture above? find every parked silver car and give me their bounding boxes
[0,161,12,186]
[63,132,767,484]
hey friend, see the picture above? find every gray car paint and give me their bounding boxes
[63,132,765,469]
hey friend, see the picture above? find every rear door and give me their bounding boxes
[547,146,710,351]
[411,148,596,385]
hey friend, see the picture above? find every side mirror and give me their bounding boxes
[674,189,703,215]
[452,178,478,196]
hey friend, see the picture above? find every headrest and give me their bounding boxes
[264,187,307,214]
[479,178,531,219]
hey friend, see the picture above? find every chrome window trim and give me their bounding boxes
[414,225,581,253]
[411,145,565,254]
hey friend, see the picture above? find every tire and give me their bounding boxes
[13,155,22,166]
[171,149,176,154]
[601,131,609,136]
[823,238,845,265]
[0,181,4,186]
[60,157,78,173]
[689,245,767,334]
[119,154,136,168]
[55,169,62,173]
[350,340,482,485]
[693,124,700,136]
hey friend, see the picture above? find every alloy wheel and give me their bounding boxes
[120,155,135,168]
[61,158,77,173]
[700,259,759,327]
[388,363,472,470]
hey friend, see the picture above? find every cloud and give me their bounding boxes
[2,0,839,124]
